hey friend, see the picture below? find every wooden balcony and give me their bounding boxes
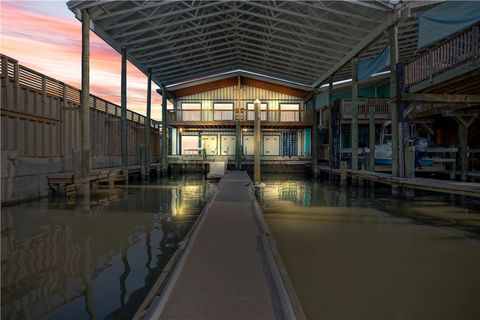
[168,109,314,128]
[405,24,479,87]
[320,98,390,127]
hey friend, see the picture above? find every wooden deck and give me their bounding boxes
[320,166,480,198]
[168,155,311,165]
[136,171,304,320]
[47,163,162,185]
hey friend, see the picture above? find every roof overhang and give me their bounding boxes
[166,73,311,99]
[67,0,440,89]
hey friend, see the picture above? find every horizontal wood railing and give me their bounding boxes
[405,24,480,87]
[172,109,313,123]
[341,98,389,116]
[319,98,390,127]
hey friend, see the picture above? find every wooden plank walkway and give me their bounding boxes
[320,166,480,198]
[47,163,162,184]
[140,171,303,320]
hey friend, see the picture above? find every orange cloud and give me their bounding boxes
[0,1,165,120]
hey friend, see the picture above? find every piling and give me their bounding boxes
[140,144,146,181]
[235,76,242,170]
[405,146,415,178]
[254,99,261,184]
[121,47,128,183]
[368,104,376,171]
[449,148,457,180]
[80,10,91,204]
[145,70,152,180]
[389,24,400,196]
[312,92,319,178]
[161,85,168,176]
[458,123,468,181]
[340,161,347,187]
[351,57,359,176]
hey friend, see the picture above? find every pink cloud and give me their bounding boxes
[0,1,165,120]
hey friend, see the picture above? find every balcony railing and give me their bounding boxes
[171,109,313,123]
[405,24,479,87]
[341,98,389,117]
[320,98,390,127]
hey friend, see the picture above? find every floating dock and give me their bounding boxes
[136,171,304,320]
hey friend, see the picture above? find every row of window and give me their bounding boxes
[179,102,301,121]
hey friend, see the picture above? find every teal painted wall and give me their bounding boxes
[304,128,311,156]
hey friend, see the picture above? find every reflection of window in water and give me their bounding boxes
[274,183,312,207]
[277,184,298,202]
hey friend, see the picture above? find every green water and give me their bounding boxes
[1,174,216,320]
[257,174,480,320]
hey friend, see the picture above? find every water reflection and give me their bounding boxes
[1,175,216,320]
[257,174,480,320]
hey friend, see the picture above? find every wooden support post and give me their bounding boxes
[254,99,261,184]
[389,24,400,196]
[235,76,242,170]
[145,70,152,180]
[80,10,91,204]
[396,62,409,178]
[327,77,335,168]
[405,146,415,178]
[340,161,347,187]
[404,145,416,199]
[121,47,128,183]
[458,123,468,182]
[108,174,114,193]
[161,85,168,176]
[449,149,457,180]
[140,144,146,181]
[312,91,319,178]
[330,99,341,169]
[351,57,359,173]
[369,104,376,171]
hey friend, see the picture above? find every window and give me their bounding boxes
[279,103,300,122]
[181,102,201,121]
[181,135,199,155]
[247,102,268,121]
[213,102,234,120]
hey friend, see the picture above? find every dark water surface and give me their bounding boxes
[257,174,480,320]
[1,174,216,320]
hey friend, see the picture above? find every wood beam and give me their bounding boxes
[401,93,480,104]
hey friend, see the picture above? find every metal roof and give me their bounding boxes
[67,0,440,89]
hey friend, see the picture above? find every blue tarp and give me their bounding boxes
[417,1,480,49]
[358,45,390,81]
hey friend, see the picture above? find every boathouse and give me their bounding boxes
[1,1,480,319]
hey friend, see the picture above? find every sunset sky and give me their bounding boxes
[0,0,166,119]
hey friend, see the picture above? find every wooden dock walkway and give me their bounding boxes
[319,166,480,198]
[47,163,162,184]
[138,171,303,320]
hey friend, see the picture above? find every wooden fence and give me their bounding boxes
[0,54,161,164]
[405,24,479,86]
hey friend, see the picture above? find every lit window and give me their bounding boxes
[213,102,234,120]
[181,102,201,121]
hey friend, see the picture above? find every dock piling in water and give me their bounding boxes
[80,9,91,204]
[254,99,261,184]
